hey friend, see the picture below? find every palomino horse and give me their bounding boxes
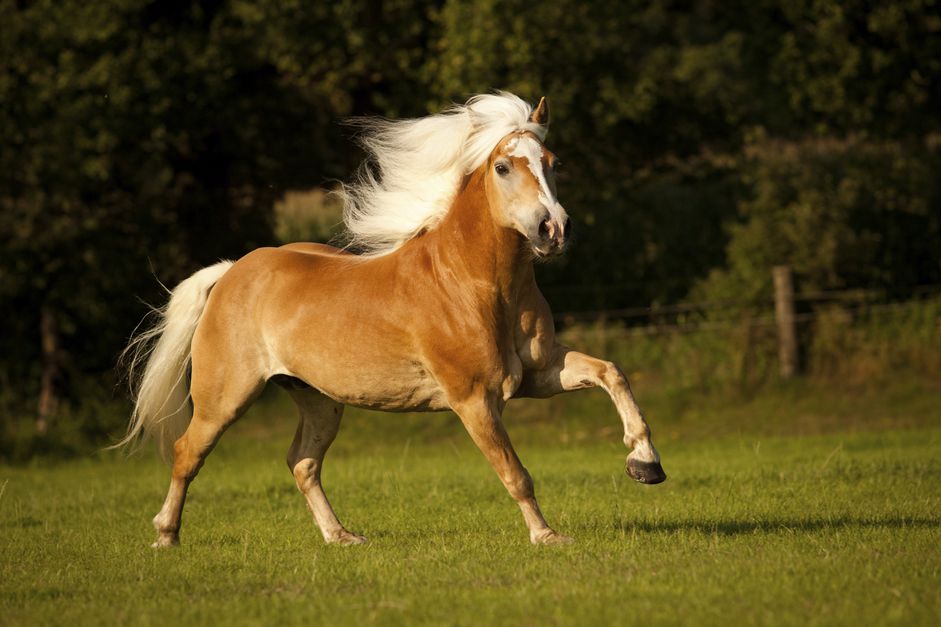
[119,92,665,547]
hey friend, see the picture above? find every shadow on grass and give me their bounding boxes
[614,516,941,536]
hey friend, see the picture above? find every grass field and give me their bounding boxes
[2,382,940,625]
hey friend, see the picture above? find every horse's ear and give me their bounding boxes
[530,96,549,126]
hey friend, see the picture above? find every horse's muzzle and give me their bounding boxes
[533,216,570,258]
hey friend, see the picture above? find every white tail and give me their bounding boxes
[114,261,234,462]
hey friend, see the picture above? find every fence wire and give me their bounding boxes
[555,290,941,338]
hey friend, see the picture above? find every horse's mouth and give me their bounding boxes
[531,244,567,260]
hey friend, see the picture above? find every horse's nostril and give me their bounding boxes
[539,219,551,237]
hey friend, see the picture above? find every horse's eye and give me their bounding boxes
[552,160,562,171]
[495,162,510,176]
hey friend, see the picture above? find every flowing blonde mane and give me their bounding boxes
[340,92,547,255]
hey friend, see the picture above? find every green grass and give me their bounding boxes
[2,383,940,626]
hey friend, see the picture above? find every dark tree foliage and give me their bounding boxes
[425,0,940,308]
[1,0,939,449]
[0,0,438,445]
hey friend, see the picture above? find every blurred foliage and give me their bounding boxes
[693,137,941,304]
[559,295,941,399]
[807,298,941,384]
[273,189,344,244]
[423,0,941,308]
[1,0,940,451]
[0,0,439,443]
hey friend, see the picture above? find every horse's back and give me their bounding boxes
[279,242,349,257]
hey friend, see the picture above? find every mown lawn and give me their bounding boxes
[2,384,940,626]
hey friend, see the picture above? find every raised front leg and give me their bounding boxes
[451,395,572,544]
[517,345,666,484]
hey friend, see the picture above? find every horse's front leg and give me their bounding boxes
[517,345,667,484]
[451,393,572,544]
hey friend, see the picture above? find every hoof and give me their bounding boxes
[327,530,368,546]
[627,458,667,484]
[151,533,180,548]
[532,529,574,545]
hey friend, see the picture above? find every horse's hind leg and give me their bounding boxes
[152,371,265,548]
[286,387,365,545]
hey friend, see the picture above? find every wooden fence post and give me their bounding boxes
[773,265,798,379]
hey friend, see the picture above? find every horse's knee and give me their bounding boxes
[599,360,626,386]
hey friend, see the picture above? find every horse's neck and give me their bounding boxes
[428,170,533,307]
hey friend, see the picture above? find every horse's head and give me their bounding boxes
[485,98,570,259]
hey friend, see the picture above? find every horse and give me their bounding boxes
[118,92,665,547]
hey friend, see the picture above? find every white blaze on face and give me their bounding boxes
[507,135,566,225]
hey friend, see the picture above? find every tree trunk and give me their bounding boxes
[37,305,59,436]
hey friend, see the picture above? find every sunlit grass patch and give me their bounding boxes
[1,397,939,625]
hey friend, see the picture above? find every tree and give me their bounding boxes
[693,137,941,304]
[424,0,941,309]
[0,0,437,445]
[2,0,940,454]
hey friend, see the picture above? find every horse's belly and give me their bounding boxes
[291,359,450,412]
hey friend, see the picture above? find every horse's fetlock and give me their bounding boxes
[152,512,177,534]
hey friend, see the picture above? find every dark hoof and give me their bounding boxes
[627,458,667,484]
